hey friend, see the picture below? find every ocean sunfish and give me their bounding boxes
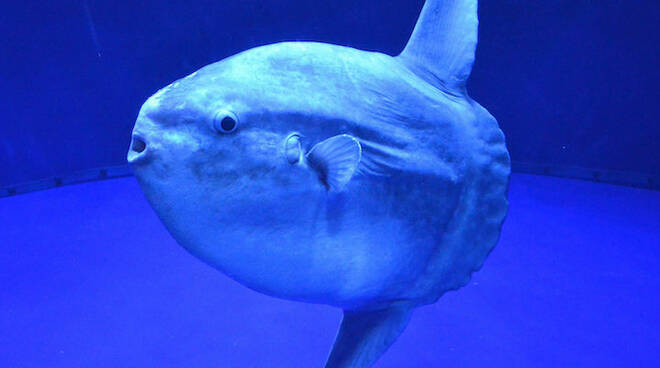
[127,0,510,366]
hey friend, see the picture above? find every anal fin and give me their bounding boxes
[325,305,414,368]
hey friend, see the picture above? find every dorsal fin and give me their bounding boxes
[398,0,479,93]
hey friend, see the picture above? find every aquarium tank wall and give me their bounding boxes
[1,1,658,367]
[0,0,658,190]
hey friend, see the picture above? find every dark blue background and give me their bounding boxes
[1,0,659,186]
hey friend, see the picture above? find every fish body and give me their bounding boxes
[128,1,510,367]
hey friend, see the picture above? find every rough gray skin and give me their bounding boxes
[128,1,509,366]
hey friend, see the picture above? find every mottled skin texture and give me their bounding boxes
[129,42,509,312]
[129,1,510,365]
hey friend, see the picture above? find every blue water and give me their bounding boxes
[1,174,658,367]
[1,1,658,186]
[1,1,659,366]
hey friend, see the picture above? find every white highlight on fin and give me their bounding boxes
[306,134,361,191]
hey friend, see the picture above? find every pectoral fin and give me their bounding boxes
[306,134,361,191]
[325,305,414,368]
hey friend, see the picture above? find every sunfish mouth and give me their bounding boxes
[127,134,149,164]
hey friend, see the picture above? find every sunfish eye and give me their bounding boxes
[213,110,239,134]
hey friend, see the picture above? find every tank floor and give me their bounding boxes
[1,174,658,367]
